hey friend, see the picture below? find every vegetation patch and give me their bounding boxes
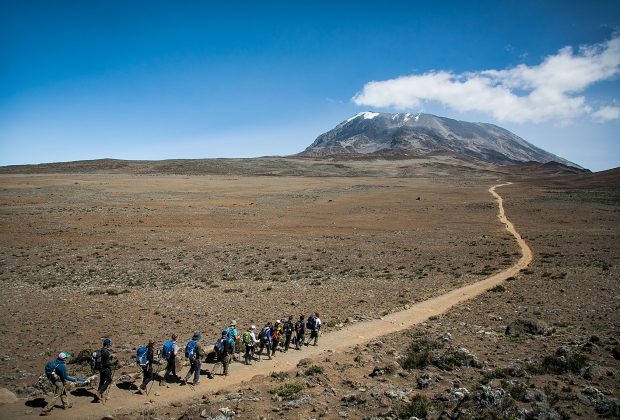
[393,394,431,419]
[270,382,304,398]
[402,338,441,370]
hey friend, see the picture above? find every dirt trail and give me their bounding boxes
[2,183,532,419]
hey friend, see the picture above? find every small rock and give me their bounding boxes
[0,388,18,405]
[219,407,235,416]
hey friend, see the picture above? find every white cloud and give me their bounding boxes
[592,105,620,122]
[353,34,620,124]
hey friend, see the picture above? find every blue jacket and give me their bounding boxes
[48,358,76,383]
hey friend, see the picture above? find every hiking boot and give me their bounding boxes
[179,378,187,385]
[62,404,73,409]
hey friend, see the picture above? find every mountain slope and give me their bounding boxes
[300,112,581,168]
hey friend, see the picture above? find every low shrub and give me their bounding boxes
[270,382,304,398]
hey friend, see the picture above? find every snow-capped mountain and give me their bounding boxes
[300,112,581,168]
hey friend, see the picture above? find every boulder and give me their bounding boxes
[0,387,18,405]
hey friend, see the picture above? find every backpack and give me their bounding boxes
[272,327,280,341]
[214,339,225,354]
[242,331,252,345]
[162,340,174,360]
[45,359,61,382]
[90,349,102,372]
[306,316,316,330]
[185,339,197,360]
[136,346,148,366]
[295,321,303,334]
[260,326,271,342]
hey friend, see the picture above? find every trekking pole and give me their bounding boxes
[147,361,163,396]
[146,350,162,396]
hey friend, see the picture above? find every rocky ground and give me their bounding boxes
[0,173,515,393]
[0,161,618,419]
[124,182,619,419]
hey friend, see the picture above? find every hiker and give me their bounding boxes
[137,340,160,394]
[162,334,180,382]
[181,332,210,386]
[257,321,273,360]
[295,315,305,350]
[271,320,282,356]
[95,338,116,403]
[242,325,259,365]
[308,312,322,346]
[41,352,80,415]
[227,320,239,357]
[283,315,294,351]
[214,330,235,375]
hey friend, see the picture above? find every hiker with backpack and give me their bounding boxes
[271,320,283,356]
[242,325,259,365]
[162,334,181,382]
[136,340,160,394]
[307,312,322,346]
[94,338,116,403]
[283,315,294,352]
[226,320,239,358]
[41,352,83,415]
[257,321,273,360]
[181,332,210,386]
[295,315,306,350]
[214,330,235,376]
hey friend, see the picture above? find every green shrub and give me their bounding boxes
[529,353,588,375]
[402,339,440,370]
[490,284,506,293]
[270,382,303,398]
[393,394,431,419]
[305,365,324,376]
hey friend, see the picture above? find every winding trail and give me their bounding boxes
[3,183,532,419]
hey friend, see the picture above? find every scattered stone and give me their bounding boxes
[297,358,312,368]
[449,387,470,401]
[283,394,311,409]
[342,393,366,406]
[439,332,452,342]
[219,407,235,417]
[369,367,385,378]
[385,388,412,401]
[224,392,242,401]
[416,374,433,389]
[506,318,552,336]
[0,387,18,405]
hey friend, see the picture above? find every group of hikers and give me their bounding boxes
[40,312,322,415]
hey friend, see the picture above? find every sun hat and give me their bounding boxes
[221,330,228,337]
[58,352,70,360]
[251,325,256,330]
[230,320,237,326]
[103,338,112,346]
[192,332,201,340]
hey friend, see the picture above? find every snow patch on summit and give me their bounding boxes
[347,111,380,122]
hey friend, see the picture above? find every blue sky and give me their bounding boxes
[1,1,619,171]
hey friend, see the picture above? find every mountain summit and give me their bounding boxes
[300,112,580,168]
